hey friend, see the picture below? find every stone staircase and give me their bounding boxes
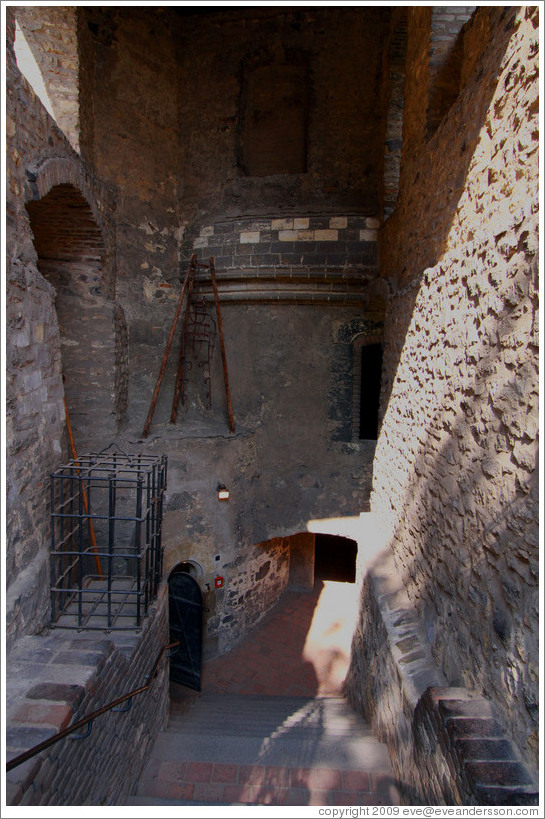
[127,692,401,806]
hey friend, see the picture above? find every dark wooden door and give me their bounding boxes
[168,572,203,691]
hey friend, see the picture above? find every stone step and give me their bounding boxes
[131,692,398,807]
[168,693,376,739]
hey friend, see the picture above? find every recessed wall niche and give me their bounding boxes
[239,60,309,176]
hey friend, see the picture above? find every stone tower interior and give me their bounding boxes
[3,3,540,809]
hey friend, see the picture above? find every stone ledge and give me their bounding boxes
[345,546,539,806]
[5,585,169,805]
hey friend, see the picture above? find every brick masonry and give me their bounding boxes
[183,215,379,304]
[5,586,169,806]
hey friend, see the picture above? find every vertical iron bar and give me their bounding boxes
[108,473,115,629]
[135,474,143,627]
[50,475,57,622]
[158,456,167,583]
[146,464,152,597]
[146,464,155,600]
[77,473,84,627]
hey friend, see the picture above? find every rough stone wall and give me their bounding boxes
[372,6,539,772]
[15,5,80,151]
[5,10,120,647]
[380,7,408,220]
[78,6,183,294]
[5,586,169,806]
[346,545,538,805]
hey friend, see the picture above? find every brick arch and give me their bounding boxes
[25,181,127,452]
[24,156,117,298]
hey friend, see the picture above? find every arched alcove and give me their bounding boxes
[26,183,127,452]
[168,565,205,691]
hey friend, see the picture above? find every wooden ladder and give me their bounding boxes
[142,255,235,437]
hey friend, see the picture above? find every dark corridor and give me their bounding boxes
[314,534,357,583]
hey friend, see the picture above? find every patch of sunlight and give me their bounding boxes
[302,580,359,695]
[14,22,56,121]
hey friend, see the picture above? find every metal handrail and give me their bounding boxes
[6,639,180,772]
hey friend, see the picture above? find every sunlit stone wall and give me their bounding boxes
[371,6,539,772]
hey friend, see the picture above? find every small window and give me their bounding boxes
[359,343,383,440]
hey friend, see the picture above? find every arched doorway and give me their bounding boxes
[168,567,204,691]
[25,183,127,452]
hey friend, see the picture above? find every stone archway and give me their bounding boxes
[25,182,127,452]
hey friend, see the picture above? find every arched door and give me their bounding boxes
[168,571,204,691]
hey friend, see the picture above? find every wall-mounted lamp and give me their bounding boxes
[217,483,230,501]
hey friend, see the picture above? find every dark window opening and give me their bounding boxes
[314,534,357,584]
[360,342,383,440]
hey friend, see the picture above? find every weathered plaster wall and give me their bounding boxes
[136,302,379,654]
[371,6,539,771]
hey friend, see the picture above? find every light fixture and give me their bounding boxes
[217,483,230,501]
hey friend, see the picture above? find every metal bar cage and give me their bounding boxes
[49,446,168,631]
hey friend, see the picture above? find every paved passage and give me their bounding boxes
[128,581,401,806]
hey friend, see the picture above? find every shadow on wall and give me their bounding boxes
[371,5,539,772]
[379,7,519,413]
[386,340,539,767]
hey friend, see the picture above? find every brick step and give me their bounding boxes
[129,760,400,806]
[129,693,401,806]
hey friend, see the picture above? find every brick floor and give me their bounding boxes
[198,579,359,698]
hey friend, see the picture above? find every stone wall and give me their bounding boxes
[62,4,390,658]
[346,546,538,806]
[7,1,384,664]
[371,6,539,773]
[5,586,169,806]
[5,11,120,648]
[173,6,389,222]
[15,6,80,152]
[147,300,379,656]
